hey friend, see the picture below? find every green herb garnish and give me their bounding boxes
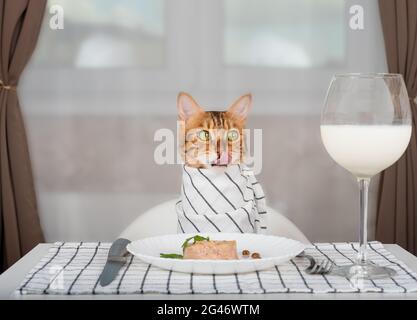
[160,253,183,259]
[159,235,210,259]
[181,235,210,251]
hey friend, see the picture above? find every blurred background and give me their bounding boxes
[19,0,387,242]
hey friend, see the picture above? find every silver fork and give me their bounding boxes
[297,252,334,275]
[306,259,334,275]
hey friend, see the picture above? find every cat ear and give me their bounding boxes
[177,92,203,121]
[227,94,252,122]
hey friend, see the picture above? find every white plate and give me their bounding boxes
[127,233,305,274]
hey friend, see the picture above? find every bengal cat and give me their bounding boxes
[177,92,252,168]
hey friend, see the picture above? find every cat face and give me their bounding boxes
[177,92,252,168]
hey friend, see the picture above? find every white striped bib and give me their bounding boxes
[176,164,267,233]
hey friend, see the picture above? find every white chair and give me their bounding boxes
[119,199,310,244]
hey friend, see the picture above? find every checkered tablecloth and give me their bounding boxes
[17,241,417,294]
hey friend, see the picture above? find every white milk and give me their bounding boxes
[321,125,412,178]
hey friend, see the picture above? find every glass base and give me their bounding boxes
[333,262,396,280]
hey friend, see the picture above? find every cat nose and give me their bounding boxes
[216,150,230,165]
[216,148,227,159]
[216,139,227,152]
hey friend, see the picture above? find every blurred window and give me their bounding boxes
[33,0,165,68]
[224,0,345,68]
[20,0,387,242]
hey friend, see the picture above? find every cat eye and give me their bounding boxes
[197,130,210,141]
[227,129,240,141]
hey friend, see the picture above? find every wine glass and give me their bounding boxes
[321,73,412,280]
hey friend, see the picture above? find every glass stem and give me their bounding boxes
[357,178,370,265]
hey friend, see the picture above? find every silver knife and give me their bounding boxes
[99,238,131,287]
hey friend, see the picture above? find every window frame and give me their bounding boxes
[23,0,198,96]
[197,0,384,94]
[21,0,387,116]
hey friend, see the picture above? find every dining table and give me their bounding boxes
[1,243,417,300]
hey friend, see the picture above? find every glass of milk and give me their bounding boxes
[321,73,412,280]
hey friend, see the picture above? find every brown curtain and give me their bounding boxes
[376,0,417,254]
[0,0,46,272]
